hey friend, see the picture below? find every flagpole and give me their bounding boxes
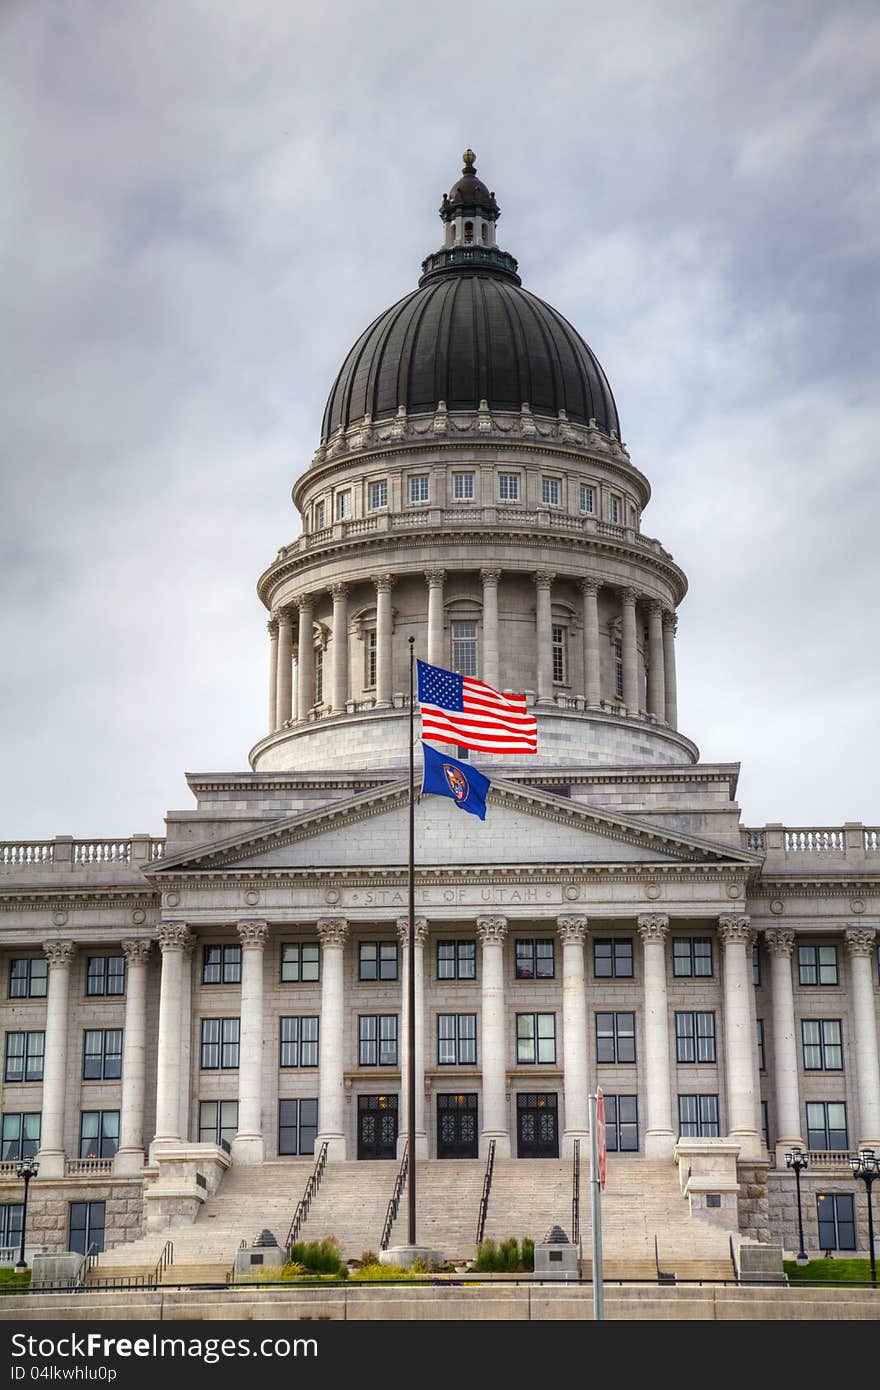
[407,635,416,1247]
[589,1091,604,1321]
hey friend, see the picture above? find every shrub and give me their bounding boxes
[357,1250,379,1269]
[521,1238,535,1271]
[288,1238,346,1276]
[471,1238,533,1273]
[350,1262,421,1283]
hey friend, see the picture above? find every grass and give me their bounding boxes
[0,1269,31,1295]
[784,1258,876,1285]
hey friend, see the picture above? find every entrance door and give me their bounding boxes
[357,1094,398,1159]
[436,1093,478,1158]
[516,1092,559,1158]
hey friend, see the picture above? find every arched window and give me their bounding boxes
[481,224,488,245]
[464,221,474,245]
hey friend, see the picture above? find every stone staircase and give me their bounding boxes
[294,1160,399,1257]
[386,1159,485,1259]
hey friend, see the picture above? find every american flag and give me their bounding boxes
[416,660,538,755]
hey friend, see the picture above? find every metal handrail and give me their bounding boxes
[380,1142,409,1251]
[571,1139,581,1252]
[654,1234,675,1285]
[286,1141,329,1252]
[153,1239,173,1286]
[728,1233,739,1282]
[70,1242,99,1290]
[475,1139,496,1247]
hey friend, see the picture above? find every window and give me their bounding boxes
[314,647,323,703]
[678,1094,720,1138]
[68,1202,105,1257]
[451,621,478,678]
[541,477,561,506]
[802,1020,843,1071]
[675,1012,716,1064]
[761,1100,769,1149]
[365,628,377,688]
[281,943,320,983]
[368,479,388,510]
[580,484,594,514]
[551,626,566,684]
[593,938,633,979]
[198,1100,238,1148]
[313,500,325,531]
[0,1114,40,1160]
[604,1095,639,1152]
[514,940,555,980]
[673,938,713,977]
[86,956,125,997]
[4,1031,44,1083]
[452,472,474,501]
[358,1015,398,1067]
[437,1014,477,1065]
[82,1029,123,1081]
[798,944,839,986]
[79,1110,119,1159]
[436,940,476,981]
[358,942,398,981]
[753,943,761,986]
[409,475,430,504]
[498,472,520,502]
[481,224,488,245]
[609,495,621,523]
[612,639,623,698]
[806,1101,848,1151]
[335,490,351,520]
[279,1016,319,1068]
[0,1204,22,1247]
[516,1013,556,1065]
[816,1193,856,1251]
[596,1013,636,1064]
[202,945,241,985]
[8,958,47,999]
[279,1098,318,1156]
[464,220,474,244]
[757,1019,765,1072]
[200,1018,240,1070]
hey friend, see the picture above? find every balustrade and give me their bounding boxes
[784,829,846,854]
[0,842,54,866]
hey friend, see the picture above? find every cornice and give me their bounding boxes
[184,764,741,793]
[0,890,159,910]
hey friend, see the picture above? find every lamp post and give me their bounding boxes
[785,1146,809,1262]
[850,1148,878,1289]
[14,1157,39,1271]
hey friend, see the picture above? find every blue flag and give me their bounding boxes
[420,741,490,821]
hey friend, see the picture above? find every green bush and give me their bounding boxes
[288,1238,347,1276]
[350,1262,421,1282]
[357,1250,379,1268]
[471,1238,533,1273]
[521,1238,535,1271]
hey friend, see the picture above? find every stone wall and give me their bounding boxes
[736,1162,770,1244]
[0,1180,145,1254]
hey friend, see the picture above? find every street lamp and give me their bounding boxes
[14,1157,39,1272]
[785,1147,809,1262]
[850,1148,878,1289]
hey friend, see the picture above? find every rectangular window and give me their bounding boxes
[678,1094,720,1138]
[278,1098,318,1156]
[551,626,567,684]
[78,1110,119,1160]
[816,1193,856,1251]
[672,938,713,977]
[604,1094,639,1152]
[0,1113,40,1161]
[806,1101,848,1151]
[596,1012,636,1064]
[82,1029,123,1081]
[85,956,125,997]
[514,939,555,980]
[409,475,430,504]
[675,1012,716,1064]
[4,1031,44,1083]
[314,647,323,704]
[798,944,839,986]
[198,1099,238,1148]
[516,1013,556,1065]
[358,941,398,982]
[802,1020,844,1071]
[580,484,595,514]
[313,500,325,531]
[0,1204,23,1248]
[368,479,388,510]
[281,943,320,984]
[593,938,633,979]
[756,1019,765,1072]
[609,495,621,523]
[8,958,47,999]
[761,1100,769,1149]
[202,945,242,985]
[68,1201,105,1257]
[451,620,478,678]
[436,940,476,981]
[452,472,474,501]
[498,472,520,502]
[358,1015,398,1067]
[437,1013,477,1065]
[541,477,561,506]
[279,1016,319,1068]
[200,1018,240,1070]
[365,628,377,688]
[335,490,351,520]
[753,943,761,986]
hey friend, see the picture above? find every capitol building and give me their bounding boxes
[1,154,878,1280]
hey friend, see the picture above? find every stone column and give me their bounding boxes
[316,918,348,1159]
[331,583,349,712]
[178,935,195,1143]
[637,915,675,1158]
[580,578,601,707]
[558,916,589,1154]
[425,569,446,668]
[233,921,269,1163]
[846,928,880,1146]
[621,588,639,716]
[647,601,666,721]
[296,596,315,721]
[396,917,428,1159]
[476,915,511,1157]
[719,915,762,1159]
[766,930,804,1163]
[662,611,678,730]
[480,569,501,688]
[275,609,294,728]
[534,572,555,704]
[374,575,395,707]
[36,940,75,1178]
[267,618,278,735]
[153,923,194,1149]
[114,939,153,1174]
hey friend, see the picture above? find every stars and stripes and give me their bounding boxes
[416,659,538,755]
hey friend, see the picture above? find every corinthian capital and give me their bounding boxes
[157,922,196,953]
[845,926,877,957]
[424,568,446,588]
[662,609,678,634]
[330,582,349,600]
[396,916,429,948]
[480,568,501,585]
[316,917,348,948]
[532,571,555,590]
[121,938,153,966]
[765,929,796,960]
[718,913,752,946]
[579,577,600,597]
[295,594,315,615]
[637,913,669,942]
[556,915,588,944]
[237,920,269,949]
[373,574,396,593]
[43,940,76,968]
[475,915,508,945]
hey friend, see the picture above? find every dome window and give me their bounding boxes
[313,500,326,530]
[580,485,594,515]
[409,475,430,505]
[335,490,352,521]
[451,621,478,679]
[452,472,475,502]
[368,479,388,511]
[609,495,621,524]
[541,477,561,507]
[464,221,474,244]
[552,626,567,685]
[498,472,520,502]
[481,224,488,245]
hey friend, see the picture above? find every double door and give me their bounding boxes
[436,1093,478,1158]
[516,1092,559,1158]
[357,1094,398,1159]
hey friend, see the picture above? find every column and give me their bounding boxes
[425,569,445,667]
[480,569,501,688]
[534,572,554,704]
[396,917,428,1159]
[36,940,75,1178]
[476,915,511,1157]
[580,578,601,707]
[621,588,639,716]
[637,915,675,1158]
[275,609,294,728]
[557,916,589,1154]
[178,935,194,1143]
[374,575,395,707]
[331,583,349,712]
[662,610,678,730]
[267,618,278,734]
[766,930,804,1162]
[153,922,194,1149]
[647,601,666,721]
[114,939,153,1174]
[233,920,269,1163]
[846,928,880,1146]
[719,914,762,1159]
[296,596,315,720]
[316,918,348,1159]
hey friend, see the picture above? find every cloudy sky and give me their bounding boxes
[2,0,878,839]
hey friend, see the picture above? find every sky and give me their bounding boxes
[1,0,878,839]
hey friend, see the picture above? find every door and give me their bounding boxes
[357,1094,398,1159]
[516,1092,559,1158]
[436,1093,478,1158]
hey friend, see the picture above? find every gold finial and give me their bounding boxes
[462,148,476,172]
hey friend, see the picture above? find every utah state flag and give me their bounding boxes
[420,741,490,821]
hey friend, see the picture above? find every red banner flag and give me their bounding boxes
[596,1086,607,1191]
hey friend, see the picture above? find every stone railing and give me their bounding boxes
[0,842,55,866]
[740,825,880,858]
[66,1158,114,1176]
[0,1161,24,1178]
[0,836,166,874]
